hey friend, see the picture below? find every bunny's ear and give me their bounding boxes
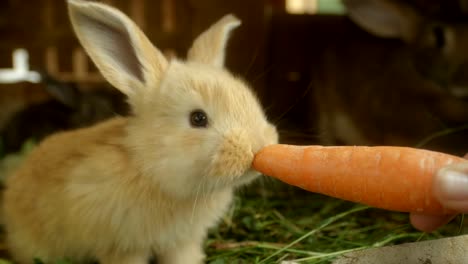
[343,0,421,42]
[187,14,241,67]
[67,0,167,103]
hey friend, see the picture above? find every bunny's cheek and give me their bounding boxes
[207,129,254,184]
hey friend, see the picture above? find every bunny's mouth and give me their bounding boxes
[206,148,259,190]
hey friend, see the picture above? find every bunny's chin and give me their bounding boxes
[232,169,262,187]
[204,167,261,191]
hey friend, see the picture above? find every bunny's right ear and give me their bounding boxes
[343,0,421,42]
[187,14,241,68]
[67,0,167,107]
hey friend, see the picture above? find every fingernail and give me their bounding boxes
[437,169,468,200]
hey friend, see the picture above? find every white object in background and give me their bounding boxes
[333,235,468,264]
[286,0,345,14]
[0,49,41,83]
[286,0,317,14]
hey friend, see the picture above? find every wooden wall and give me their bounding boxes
[0,0,266,86]
[0,0,268,135]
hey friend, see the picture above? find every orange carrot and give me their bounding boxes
[253,144,467,215]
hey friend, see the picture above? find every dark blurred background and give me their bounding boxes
[1,0,468,157]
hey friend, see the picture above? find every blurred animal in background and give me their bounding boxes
[0,72,129,155]
[316,0,468,153]
[266,0,468,155]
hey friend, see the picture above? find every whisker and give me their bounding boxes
[415,123,468,148]
[201,174,210,210]
[191,175,204,224]
[277,128,322,137]
[214,176,223,195]
[271,80,315,125]
[243,46,261,78]
[251,63,275,85]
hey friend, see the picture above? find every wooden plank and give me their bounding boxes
[130,0,146,30]
[45,46,59,75]
[72,48,88,80]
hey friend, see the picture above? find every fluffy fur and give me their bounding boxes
[3,1,278,263]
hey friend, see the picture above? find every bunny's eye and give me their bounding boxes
[190,110,208,128]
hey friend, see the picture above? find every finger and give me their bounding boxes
[433,162,468,212]
[409,213,456,232]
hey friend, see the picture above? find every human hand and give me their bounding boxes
[410,153,468,232]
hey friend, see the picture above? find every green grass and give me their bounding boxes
[204,180,464,263]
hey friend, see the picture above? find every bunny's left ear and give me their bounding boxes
[67,0,168,108]
[187,14,241,68]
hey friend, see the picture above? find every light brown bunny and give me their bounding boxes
[3,1,278,263]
